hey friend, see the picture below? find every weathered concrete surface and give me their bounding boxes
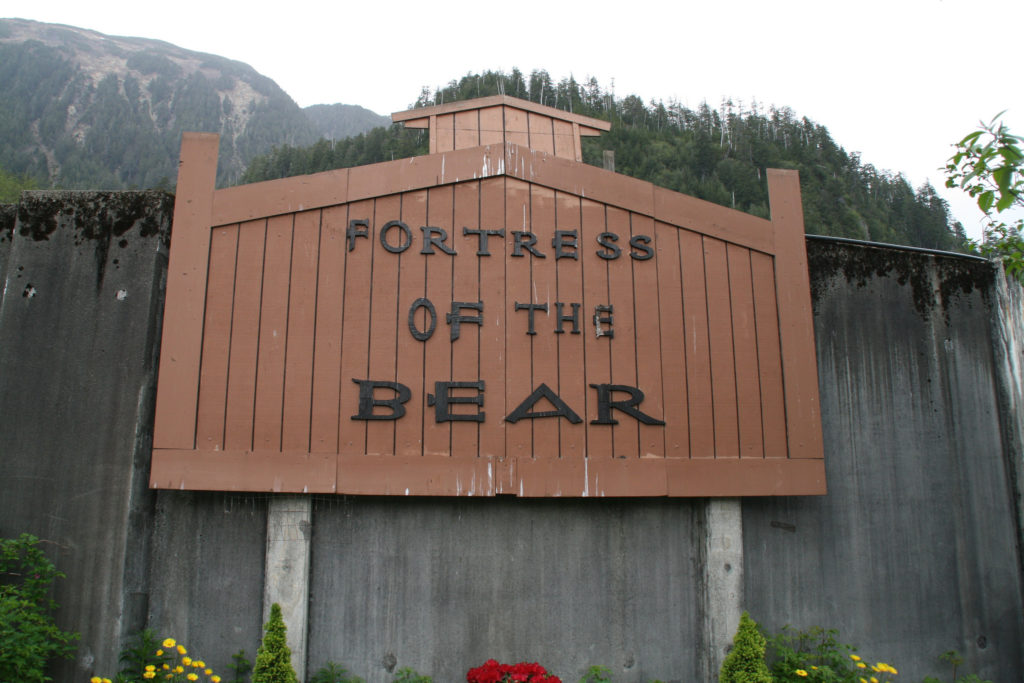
[743,239,1024,682]
[701,499,743,682]
[147,492,268,677]
[265,495,312,682]
[307,497,703,683]
[0,191,172,680]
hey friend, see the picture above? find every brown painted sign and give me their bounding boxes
[150,96,825,496]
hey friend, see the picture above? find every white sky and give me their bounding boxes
[9,0,1024,240]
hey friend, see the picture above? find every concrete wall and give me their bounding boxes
[1,193,1023,682]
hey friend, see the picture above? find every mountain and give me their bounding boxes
[0,19,386,190]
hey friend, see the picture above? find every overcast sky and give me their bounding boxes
[10,0,1024,240]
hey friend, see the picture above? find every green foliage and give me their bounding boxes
[0,534,79,683]
[391,667,432,683]
[719,612,773,683]
[117,629,168,681]
[764,625,898,683]
[921,651,993,683]
[228,650,253,683]
[308,661,364,683]
[946,112,1024,278]
[252,604,298,683]
[0,163,39,202]
[578,664,613,682]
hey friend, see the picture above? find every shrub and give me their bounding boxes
[309,661,363,683]
[719,611,772,683]
[252,603,298,683]
[0,534,79,683]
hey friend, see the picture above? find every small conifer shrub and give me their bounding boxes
[719,611,773,683]
[252,603,298,683]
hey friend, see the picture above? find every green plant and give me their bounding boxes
[946,112,1024,279]
[103,635,221,683]
[764,625,897,683]
[0,533,79,683]
[252,603,298,683]
[921,650,993,683]
[719,611,773,683]
[228,650,253,683]
[309,661,364,683]
[391,666,432,683]
[578,665,613,683]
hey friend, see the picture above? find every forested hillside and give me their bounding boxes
[243,69,967,251]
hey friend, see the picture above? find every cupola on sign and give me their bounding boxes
[150,95,825,497]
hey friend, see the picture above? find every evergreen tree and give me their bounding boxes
[253,603,299,683]
[719,612,773,683]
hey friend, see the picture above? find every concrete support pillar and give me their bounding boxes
[702,498,744,680]
[264,495,312,682]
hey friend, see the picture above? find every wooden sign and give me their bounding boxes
[150,97,824,496]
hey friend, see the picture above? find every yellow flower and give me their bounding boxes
[145,665,156,672]
[143,673,156,680]
[871,677,879,683]
[162,638,176,648]
[177,644,187,655]
[163,663,170,670]
[90,677,102,683]
[811,666,818,670]
[205,669,213,675]
[155,649,164,656]
[195,660,205,667]
[795,670,808,677]
[174,665,185,674]
[103,679,112,683]
[183,656,192,666]
[851,654,862,661]
[857,662,867,669]
[211,677,221,683]
[166,675,173,680]
[860,678,868,683]
[187,674,198,681]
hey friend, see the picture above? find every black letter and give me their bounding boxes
[427,381,485,422]
[351,380,411,420]
[589,384,666,425]
[408,298,437,341]
[446,301,484,341]
[512,231,546,258]
[464,227,505,256]
[629,234,654,260]
[380,220,412,253]
[555,302,581,334]
[347,219,369,252]
[552,230,579,260]
[420,226,457,255]
[505,383,582,423]
[594,304,614,339]
[514,302,549,335]
[596,232,621,260]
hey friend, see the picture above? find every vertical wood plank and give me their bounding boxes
[309,205,347,453]
[423,187,455,458]
[703,237,739,458]
[365,195,402,456]
[555,191,585,463]
[528,112,555,155]
[553,119,575,160]
[727,243,764,459]
[452,181,482,459]
[253,214,295,452]
[529,184,559,460]
[478,178,506,485]
[195,225,239,450]
[479,106,504,147]
[680,229,714,458]
[395,190,428,457]
[751,252,787,459]
[454,110,480,150]
[655,222,689,458]
[504,107,529,147]
[436,113,455,153]
[581,199,612,465]
[281,210,321,451]
[153,132,219,450]
[631,213,665,458]
[768,169,824,459]
[224,219,267,451]
[338,199,374,459]
[505,178,533,474]
[606,206,638,459]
